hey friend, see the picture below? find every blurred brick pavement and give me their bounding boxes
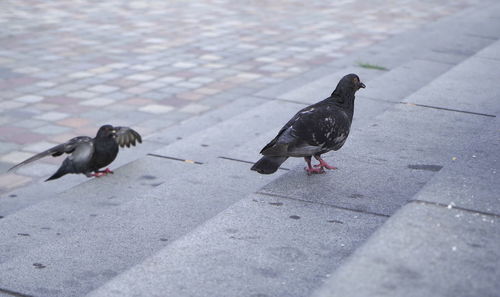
[0,0,476,192]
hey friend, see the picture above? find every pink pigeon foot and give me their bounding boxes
[314,156,337,170]
[304,156,326,175]
[91,168,114,177]
[304,166,325,175]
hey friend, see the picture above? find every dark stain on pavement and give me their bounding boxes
[407,164,443,172]
[33,263,46,269]
[268,202,283,206]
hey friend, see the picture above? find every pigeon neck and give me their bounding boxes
[330,92,355,110]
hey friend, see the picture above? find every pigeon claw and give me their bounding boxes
[91,168,114,178]
[304,166,325,175]
[91,172,107,178]
[103,168,114,174]
[314,157,337,170]
[313,163,337,170]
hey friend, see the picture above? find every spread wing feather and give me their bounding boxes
[8,136,93,171]
[114,127,142,148]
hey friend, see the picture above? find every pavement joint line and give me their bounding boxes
[146,153,203,165]
[476,55,500,62]
[401,102,497,117]
[413,57,459,66]
[253,94,310,106]
[412,199,500,219]
[465,33,498,40]
[217,156,290,171]
[351,94,402,105]
[431,49,471,56]
[0,287,34,297]
[419,57,457,66]
[256,191,391,218]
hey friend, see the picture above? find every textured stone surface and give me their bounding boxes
[86,193,387,297]
[410,117,500,216]
[311,203,500,297]
[260,101,492,216]
[405,56,500,115]
[0,158,285,297]
[0,0,486,193]
[153,100,306,163]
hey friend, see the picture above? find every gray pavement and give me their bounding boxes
[0,1,499,297]
[85,19,500,296]
[0,0,478,192]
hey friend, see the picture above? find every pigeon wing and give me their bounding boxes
[260,103,318,155]
[289,105,351,153]
[260,103,324,156]
[8,136,93,171]
[262,103,351,157]
[114,127,142,148]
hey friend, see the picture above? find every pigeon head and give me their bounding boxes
[331,74,365,97]
[96,125,117,138]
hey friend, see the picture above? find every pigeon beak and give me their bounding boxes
[359,82,366,89]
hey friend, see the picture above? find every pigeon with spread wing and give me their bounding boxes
[251,74,365,175]
[9,125,142,181]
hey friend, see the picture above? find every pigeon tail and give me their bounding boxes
[45,167,67,181]
[251,156,288,174]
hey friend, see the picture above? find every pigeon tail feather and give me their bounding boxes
[45,167,67,181]
[251,156,288,174]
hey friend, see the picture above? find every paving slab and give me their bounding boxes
[273,66,380,104]
[405,56,500,115]
[0,95,265,216]
[145,95,267,145]
[476,39,500,60]
[0,156,181,264]
[279,60,451,105]
[259,102,493,216]
[223,96,397,172]
[410,117,500,216]
[444,1,500,39]
[311,202,500,297]
[256,66,350,99]
[86,193,387,297]
[0,158,285,297]
[349,1,500,68]
[358,59,452,102]
[0,140,162,217]
[153,100,306,163]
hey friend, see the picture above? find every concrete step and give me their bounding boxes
[0,54,454,297]
[310,119,500,297]
[83,106,495,297]
[84,34,498,297]
[255,0,499,102]
[0,95,267,218]
[0,157,286,297]
[0,99,302,263]
[86,192,387,297]
[1,2,498,296]
[224,57,461,168]
[310,43,500,297]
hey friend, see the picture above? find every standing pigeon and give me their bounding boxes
[8,125,142,181]
[251,73,365,175]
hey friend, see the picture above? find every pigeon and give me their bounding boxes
[8,125,142,181]
[251,73,365,175]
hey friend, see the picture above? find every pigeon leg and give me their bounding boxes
[313,155,337,170]
[304,156,324,175]
[102,168,114,174]
[91,168,114,177]
[91,171,107,178]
